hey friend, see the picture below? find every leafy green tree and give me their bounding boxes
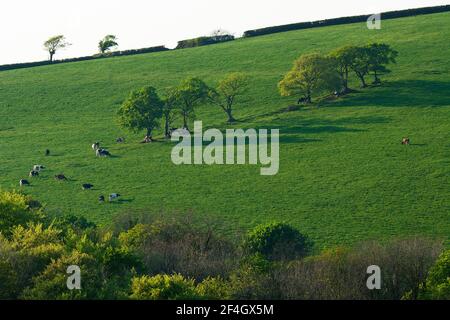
[0,191,43,236]
[176,77,209,130]
[117,86,164,142]
[329,46,356,93]
[366,43,398,84]
[278,53,340,104]
[209,72,249,123]
[130,274,200,300]
[244,222,313,261]
[161,87,179,138]
[347,46,371,88]
[98,35,118,54]
[44,35,70,62]
[418,250,450,300]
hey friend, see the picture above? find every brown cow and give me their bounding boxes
[401,138,410,145]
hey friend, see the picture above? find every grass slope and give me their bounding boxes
[1,12,449,248]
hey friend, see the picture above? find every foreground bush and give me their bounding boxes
[0,191,446,300]
[0,190,43,236]
[130,274,199,300]
[417,249,450,300]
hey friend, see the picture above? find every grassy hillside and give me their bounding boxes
[1,12,449,248]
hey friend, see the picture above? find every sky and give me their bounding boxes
[0,0,449,64]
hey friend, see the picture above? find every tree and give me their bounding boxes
[418,249,450,300]
[347,46,371,88]
[43,35,70,62]
[329,46,356,93]
[278,53,340,104]
[366,43,398,84]
[176,77,209,130]
[244,222,313,261]
[161,87,178,138]
[117,86,163,142]
[98,35,118,54]
[209,72,249,123]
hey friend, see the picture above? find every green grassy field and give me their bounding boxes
[1,12,449,248]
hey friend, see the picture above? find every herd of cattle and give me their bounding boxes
[19,140,125,203]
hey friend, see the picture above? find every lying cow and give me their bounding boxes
[116,137,125,143]
[96,148,111,157]
[33,165,45,171]
[109,193,121,202]
[54,174,68,181]
[99,195,105,202]
[29,170,39,177]
[82,183,94,190]
[20,179,30,186]
[401,138,410,145]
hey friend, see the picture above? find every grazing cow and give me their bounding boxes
[99,195,105,202]
[54,174,67,181]
[92,142,100,151]
[29,170,39,177]
[401,137,410,145]
[82,183,94,190]
[33,165,45,171]
[108,193,121,202]
[45,149,50,156]
[116,137,125,143]
[20,179,30,186]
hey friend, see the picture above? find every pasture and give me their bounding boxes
[0,12,449,248]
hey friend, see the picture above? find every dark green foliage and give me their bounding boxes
[117,86,164,140]
[176,35,234,49]
[244,222,313,261]
[417,249,450,300]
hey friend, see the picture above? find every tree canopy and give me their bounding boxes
[98,35,119,54]
[209,72,249,123]
[43,35,70,62]
[117,86,163,142]
[278,53,340,103]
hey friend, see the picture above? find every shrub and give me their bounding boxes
[417,249,450,300]
[244,222,313,261]
[196,277,232,300]
[0,191,43,236]
[176,35,234,49]
[119,217,238,280]
[130,274,200,300]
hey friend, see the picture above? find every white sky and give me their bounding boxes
[0,0,448,64]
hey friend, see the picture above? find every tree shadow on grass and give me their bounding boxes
[331,80,450,108]
[251,115,390,144]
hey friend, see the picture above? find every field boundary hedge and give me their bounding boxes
[0,46,169,72]
[243,5,450,37]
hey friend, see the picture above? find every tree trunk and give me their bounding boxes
[373,71,380,84]
[164,116,170,138]
[49,52,54,62]
[359,74,367,88]
[226,109,236,123]
[183,113,189,131]
[142,128,153,143]
[343,67,349,91]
